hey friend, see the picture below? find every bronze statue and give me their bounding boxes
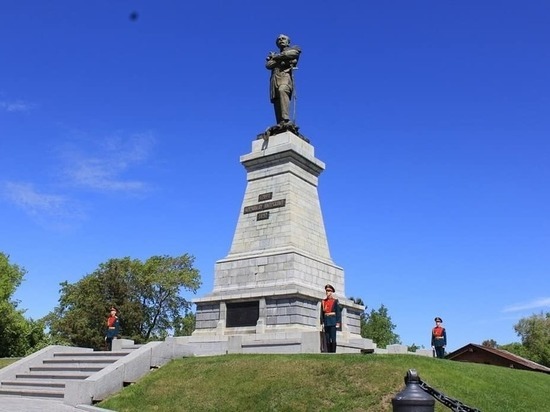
[266,34,301,126]
[258,34,308,142]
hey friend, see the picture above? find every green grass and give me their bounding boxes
[0,358,18,369]
[98,354,550,412]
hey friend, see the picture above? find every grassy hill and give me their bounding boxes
[97,354,550,412]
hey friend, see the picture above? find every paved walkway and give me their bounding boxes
[0,396,113,412]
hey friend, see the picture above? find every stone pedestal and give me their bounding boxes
[189,132,374,354]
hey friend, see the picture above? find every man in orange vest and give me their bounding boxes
[320,284,341,353]
[431,316,447,358]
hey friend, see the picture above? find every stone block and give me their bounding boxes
[386,344,409,354]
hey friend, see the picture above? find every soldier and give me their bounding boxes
[431,317,447,359]
[320,284,341,353]
[265,34,301,125]
[105,306,120,351]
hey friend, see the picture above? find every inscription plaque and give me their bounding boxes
[226,301,259,327]
[243,199,286,214]
[257,211,270,221]
[258,192,273,201]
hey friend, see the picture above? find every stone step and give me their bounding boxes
[0,341,153,405]
[43,358,117,365]
[53,351,131,357]
[0,341,156,405]
[1,379,65,389]
[30,365,103,373]
[0,387,64,399]
[241,339,301,348]
[16,372,90,380]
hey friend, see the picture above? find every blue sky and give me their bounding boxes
[1,1,549,352]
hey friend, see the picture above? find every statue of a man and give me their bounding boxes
[266,34,301,125]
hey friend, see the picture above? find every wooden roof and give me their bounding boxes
[446,343,550,374]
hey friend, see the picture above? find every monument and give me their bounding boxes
[179,35,374,354]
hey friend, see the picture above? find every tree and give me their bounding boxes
[407,343,423,352]
[46,254,201,350]
[498,342,531,359]
[174,310,196,337]
[0,252,25,302]
[481,339,498,348]
[362,304,401,348]
[0,252,48,357]
[513,312,550,367]
[349,297,400,348]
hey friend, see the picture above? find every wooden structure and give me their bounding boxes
[446,343,550,374]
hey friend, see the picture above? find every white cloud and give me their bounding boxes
[62,133,155,192]
[2,181,86,230]
[1,131,155,232]
[0,100,33,112]
[1,131,156,230]
[502,298,550,313]
[3,182,67,215]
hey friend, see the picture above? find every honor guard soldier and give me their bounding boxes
[320,284,341,353]
[105,306,120,351]
[431,316,447,358]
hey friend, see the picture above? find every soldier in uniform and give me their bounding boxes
[320,284,341,353]
[105,306,120,351]
[431,316,447,359]
[265,34,301,125]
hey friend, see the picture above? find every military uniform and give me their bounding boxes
[320,284,341,353]
[431,316,447,359]
[105,307,120,351]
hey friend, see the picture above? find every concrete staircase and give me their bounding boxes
[0,349,134,400]
[0,339,193,406]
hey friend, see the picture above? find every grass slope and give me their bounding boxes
[98,354,550,412]
[0,358,18,369]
